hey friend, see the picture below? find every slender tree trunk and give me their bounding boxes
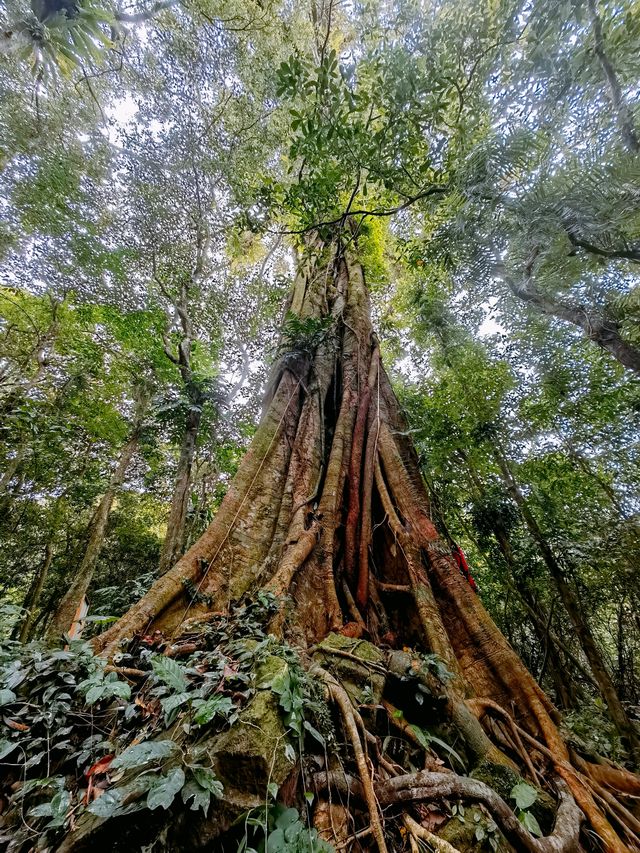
[493,524,579,709]
[46,429,140,642]
[85,239,637,853]
[158,400,203,574]
[458,454,581,708]
[13,540,56,643]
[0,446,25,496]
[587,0,639,153]
[493,446,640,763]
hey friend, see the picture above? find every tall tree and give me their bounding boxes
[1,2,639,852]
[90,234,637,852]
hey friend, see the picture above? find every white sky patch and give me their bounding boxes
[105,94,140,143]
[478,297,506,338]
[478,316,505,338]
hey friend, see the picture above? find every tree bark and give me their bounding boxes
[157,233,209,575]
[14,540,56,643]
[507,276,640,375]
[158,399,203,574]
[587,0,639,153]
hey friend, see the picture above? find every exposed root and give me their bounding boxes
[356,355,380,611]
[335,826,373,850]
[103,665,147,679]
[403,812,461,853]
[266,524,318,597]
[312,665,389,853]
[468,697,636,853]
[314,770,583,853]
[341,578,367,635]
[577,755,640,796]
[344,353,375,585]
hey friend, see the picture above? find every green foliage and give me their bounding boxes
[409,725,466,772]
[0,0,639,843]
[238,803,335,853]
[561,700,626,762]
[280,313,334,357]
[510,782,542,837]
[0,595,303,845]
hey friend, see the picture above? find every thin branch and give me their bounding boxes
[272,184,450,236]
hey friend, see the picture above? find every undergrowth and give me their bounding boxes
[0,593,334,852]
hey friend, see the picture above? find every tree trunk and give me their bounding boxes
[158,400,203,574]
[492,446,640,764]
[86,238,638,853]
[507,277,640,375]
[46,429,140,642]
[13,539,56,643]
[458,454,582,709]
[587,0,639,154]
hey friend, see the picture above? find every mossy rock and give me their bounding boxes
[470,760,556,834]
[438,805,514,853]
[312,633,386,705]
[213,655,292,795]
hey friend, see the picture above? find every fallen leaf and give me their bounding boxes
[5,719,29,731]
[85,754,114,778]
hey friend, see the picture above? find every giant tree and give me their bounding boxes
[1,1,640,852]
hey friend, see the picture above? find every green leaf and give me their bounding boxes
[111,740,177,770]
[161,692,191,724]
[151,656,188,693]
[105,680,131,701]
[87,777,154,818]
[180,779,210,813]
[409,724,430,749]
[521,810,543,837]
[409,726,466,771]
[511,781,538,810]
[85,684,105,705]
[48,789,72,827]
[0,689,17,706]
[303,719,325,746]
[0,739,17,760]
[192,767,223,798]
[29,802,54,818]
[193,694,234,725]
[428,734,466,772]
[87,788,123,817]
[146,767,185,810]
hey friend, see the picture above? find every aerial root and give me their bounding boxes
[468,697,638,853]
[313,770,582,853]
[311,664,389,853]
[572,752,640,796]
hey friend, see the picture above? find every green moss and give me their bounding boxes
[439,804,514,852]
[213,683,292,795]
[312,633,386,705]
[470,760,555,834]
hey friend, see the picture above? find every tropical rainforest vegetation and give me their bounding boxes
[0,0,639,851]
